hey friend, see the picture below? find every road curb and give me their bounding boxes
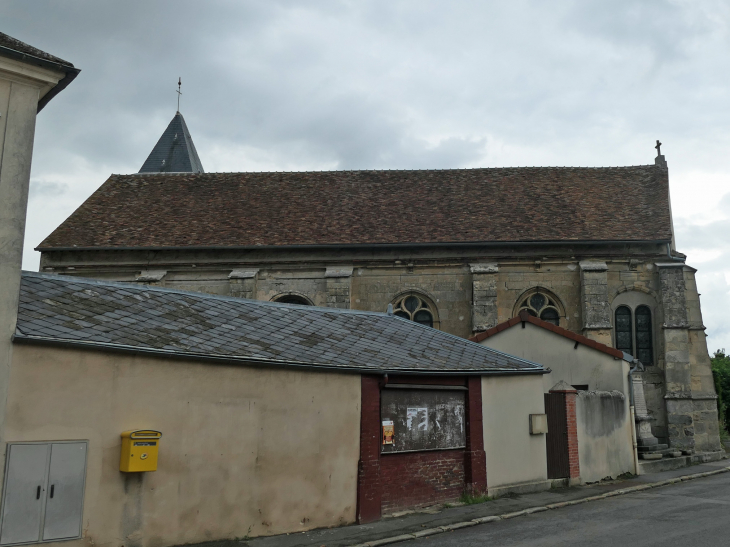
[350,466,730,547]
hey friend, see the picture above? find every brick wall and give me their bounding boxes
[357,374,485,521]
[357,376,382,523]
[380,450,465,513]
[565,391,580,480]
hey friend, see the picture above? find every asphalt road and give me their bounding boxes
[411,472,730,546]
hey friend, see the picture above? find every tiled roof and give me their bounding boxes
[0,31,74,67]
[469,310,630,361]
[38,164,672,250]
[139,112,204,174]
[14,272,544,375]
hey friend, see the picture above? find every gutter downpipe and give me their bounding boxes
[666,243,685,262]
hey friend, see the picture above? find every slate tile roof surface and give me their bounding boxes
[0,31,74,67]
[15,272,543,374]
[38,164,672,249]
[138,112,204,174]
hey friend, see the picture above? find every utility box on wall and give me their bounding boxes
[529,414,548,435]
[120,430,162,472]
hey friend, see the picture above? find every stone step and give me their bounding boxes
[639,448,682,460]
[638,455,691,474]
[638,444,669,452]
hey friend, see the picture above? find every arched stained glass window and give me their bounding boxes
[615,306,633,355]
[517,291,561,325]
[392,294,435,328]
[635,305,653,365]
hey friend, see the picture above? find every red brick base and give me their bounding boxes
[380,450,465,513]
[357,374,487,522]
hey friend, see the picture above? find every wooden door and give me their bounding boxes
[544,393,570,479]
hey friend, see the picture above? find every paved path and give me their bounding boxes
[411,471,730,547]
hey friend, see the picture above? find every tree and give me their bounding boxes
[711,349,730,434]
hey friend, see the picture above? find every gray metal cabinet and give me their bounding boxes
[0,442,87,545]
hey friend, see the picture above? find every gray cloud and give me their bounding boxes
[3,0,730,348]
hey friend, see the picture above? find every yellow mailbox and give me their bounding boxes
[120,430,162,472]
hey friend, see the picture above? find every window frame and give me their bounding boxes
[611,300,656,366]
[390,292,441,330]
[513,287,566,327]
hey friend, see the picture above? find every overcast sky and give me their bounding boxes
[4,0,730,351]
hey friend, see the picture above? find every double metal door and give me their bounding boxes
[0,442,87,545]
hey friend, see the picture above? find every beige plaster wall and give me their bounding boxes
[481,375,547,489]
[0,58,66,495]
[477,323,628,393]
[5,345,361,547]
[575,391,635,483]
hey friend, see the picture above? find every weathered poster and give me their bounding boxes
[406,407,429,432]
[381,389,465,453]
[382,420,394,445]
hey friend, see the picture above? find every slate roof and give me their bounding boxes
[14,272,544,375]
[38,164,672,250]
[0,31,79,112]
[139,112,204,173]
[0,31,74,67]
[470,310,632,362]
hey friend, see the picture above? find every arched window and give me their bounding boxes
[613,304,654,365]
[516,289,563,326]
[615,306,633,354]
[635,305,653,365]
[391,293,437,328]
[272,293,313,306]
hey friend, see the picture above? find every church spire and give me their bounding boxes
[138,111,204,174]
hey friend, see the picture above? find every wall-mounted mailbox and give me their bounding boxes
[120,430,162,472]
[529,414,548,435]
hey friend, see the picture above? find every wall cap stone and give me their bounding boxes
[655,262,686,268]
[325,266,354,278]
[136,269,167,282]
[579,261,607,271]
[228,269,259,279]
[550,380,577,393]
[470,263,499,274]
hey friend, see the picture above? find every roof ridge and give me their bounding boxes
[469,309,629,361]
[119,164,658,176]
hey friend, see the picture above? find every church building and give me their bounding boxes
[37,113,722,455]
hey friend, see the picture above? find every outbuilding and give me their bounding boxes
[471,310,638,483]
[1,272,548,545]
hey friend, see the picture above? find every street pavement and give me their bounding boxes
[411,471,730,546]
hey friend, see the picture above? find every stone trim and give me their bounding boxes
[578,261,607,271]
[580,264,611,333]
[469,263,498,274]
[228,269,259,279]
[471,267,498,332]
[229,269,258,299]
[136,269,167,282]
[325,266,354,278]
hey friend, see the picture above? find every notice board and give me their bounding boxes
[380,389,466,454]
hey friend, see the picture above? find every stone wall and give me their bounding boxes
[39,245,721,454]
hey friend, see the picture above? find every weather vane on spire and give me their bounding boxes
[176,77,182,112]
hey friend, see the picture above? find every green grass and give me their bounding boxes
[616,472,636,480]
[459,490,492,505]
